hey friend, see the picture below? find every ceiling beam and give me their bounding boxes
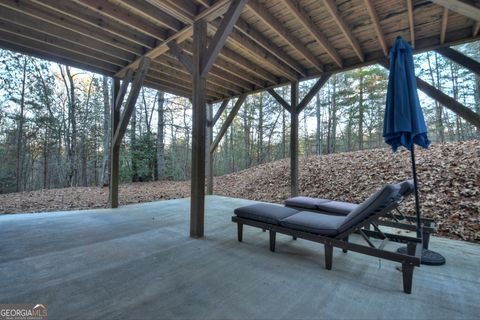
[280,0,343,67]
[406,0,415,47]
[429,0,480,22]
[247,0,324,72]
[440,8,449,44]
[363,0,388,57]
[322,0,363,62]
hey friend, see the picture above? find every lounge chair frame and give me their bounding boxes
[232,201,422,294]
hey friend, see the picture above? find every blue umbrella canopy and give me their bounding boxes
[384,36,430,151]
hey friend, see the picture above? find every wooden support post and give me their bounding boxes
[435,47,480,76]
[109,77,121,208]
[206,103,214,195]
[269,78,330,197]
[290,81,299,197]
[190,19,208,238]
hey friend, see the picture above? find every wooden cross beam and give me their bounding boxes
[297,75,332,112]
[379,60,480,129]
[269,75,331,114]
[114,69,133,112]
[201,0,248,77]
[113,57,151,148]
[435,47,480,76]
[416,77,480,129]
[429,0,480,22]
[267,89,293,114]
[167,41,193,74]
[210,99,230,127]
[209,94,247,154]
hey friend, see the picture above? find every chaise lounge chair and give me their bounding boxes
[232,184,422,294]
[284,180,436,250]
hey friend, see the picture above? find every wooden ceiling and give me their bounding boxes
[0,0,479,103]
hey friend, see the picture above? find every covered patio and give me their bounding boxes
[0,196,479,319]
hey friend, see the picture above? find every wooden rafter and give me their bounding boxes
[429,0,480,22]
[232,18,306,76]
[247,0,324,72]
[322,0,364,62]
[199,1,304,78]
[406,0,415,47]
[363,0,389,56]
[31,0,156,49]
[280,0,343,67]
[441,8,449,44]
[112,0,183,32]
[74,0,168,41]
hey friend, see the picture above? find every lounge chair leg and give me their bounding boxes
[342,236,349,253]
[269,231,276,252]
[324,243,333,270]
[237,223,243,242]
[407,242,416,256]
[402,264,414,294]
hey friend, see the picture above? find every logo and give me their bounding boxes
[0,304,47,320]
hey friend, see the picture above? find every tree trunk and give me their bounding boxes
[358,74,364,150]
[258,94,264,163]
[156,91,165,180]
[16,57,27,192]
[315,92,321,155]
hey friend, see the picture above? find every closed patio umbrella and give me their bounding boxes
[384,36,445,265]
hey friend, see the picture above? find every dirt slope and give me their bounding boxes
[1,140,478,242]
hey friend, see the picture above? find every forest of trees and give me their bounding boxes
[0,42,479,194]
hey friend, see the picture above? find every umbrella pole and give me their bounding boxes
[410,144,422,239]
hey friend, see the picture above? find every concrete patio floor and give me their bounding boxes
[0,196,478,319]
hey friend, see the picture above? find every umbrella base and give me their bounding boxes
[397,247,446,266]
